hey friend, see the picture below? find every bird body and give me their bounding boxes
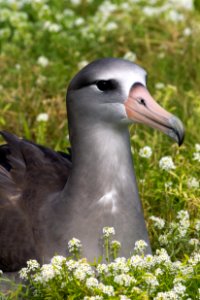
[0,58,184,271]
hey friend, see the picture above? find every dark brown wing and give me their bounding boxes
[0,131,72,271]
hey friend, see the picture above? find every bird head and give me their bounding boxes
[67,58,184,145]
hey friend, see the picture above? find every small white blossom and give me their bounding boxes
[66,259,79,271]
[36,113,49,122]
[154,291,179,299]
[139,146,152,158]
[159,156,176,171]
[158,234,169,246]
[165,181,173,189]
[70,0,81,5]
[51,255,66,266]
[167,11,184,22]
[97,263,109,274]
[173,282,186,295]
[68,237,82,253]
[19,267,28,280]
[40,264,58,282]
[109,257,129,274]
[193,152,200,162]
[84,297,103,300]
[98,283,115,296]
[143,273,159,289]
[155,82,165,89]
[119,296,131,300]
[37,56,49,67]
[183,27,192,36]
[150,216,165,229]
[189,238,199,247]
[195,143,200,152]
[27,259,40,271]
[194,219,200,231]
[74,17,84,26]
[86,277,99,289]
[114,273,136,286]
[129,255,145,268]
[123,51,137,62]
[134,240,148,253]
[0,270,2,276]
[187,177,199,189]
[105,22,118,31]
[103,226,115,237]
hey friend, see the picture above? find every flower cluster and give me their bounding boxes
[159,156,176,171]
[139,146,152,158]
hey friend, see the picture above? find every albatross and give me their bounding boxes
[0,58,184,272]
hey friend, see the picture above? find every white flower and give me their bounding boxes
[66,259,79,271]
[119,296,131,300]
[150,216,165,229]
[195,143,200,152]
[158,234,169,246]
[114,273,136,286]
[97,263,109,274]
[194,220,200,231]
[123,51,137,62]
[129,255,144,268]
[139,146,152,158]
[103,226,115,237]
[165,181,173,189]
[193,152,200,162]
[159,156,176,171]
[86,277,99,289]
[167,11,184,22]
[74,17,84,26]
[27,259,40,271]
[0,270,2,276]
[155,268,164,276]
[51,255,66,266]
[173,282,186,295]
[170,0,193,10]
[15,64,21,70]
[105,22,118,31]
[189,238,199,247]
[73,262,94,281]
[98,283,115,296]
[183,27,192,36]
[43,21,61,32]
[84,297,103,300]
[111,240,121,249]
[143,273,159,289]
[187,177,199,189]
[188,252,200,265]
[134,240,148,253]
[155,82,165,89]
[68,237,82,253]
[109,257,129,274]
[154,291,179,300]
[36,113,49,122]
[70,0,81,5]
[37,56,49,67]
[40,264,58,282]
[19,267,28,280]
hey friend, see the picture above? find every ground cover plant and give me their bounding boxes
[0,0,199,299]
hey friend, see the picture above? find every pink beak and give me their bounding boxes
[124,84,184,145]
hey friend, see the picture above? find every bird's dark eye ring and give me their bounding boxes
[96,80,114,91]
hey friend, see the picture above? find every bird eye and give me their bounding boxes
[96,80,115,91]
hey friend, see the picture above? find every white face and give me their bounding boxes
[90,65,147,97]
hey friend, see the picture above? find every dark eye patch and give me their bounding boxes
[95,80,117,92]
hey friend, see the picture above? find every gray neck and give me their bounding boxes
[46,122,151,259]
[63,123,139,208]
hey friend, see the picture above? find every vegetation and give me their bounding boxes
[0,0,199,299]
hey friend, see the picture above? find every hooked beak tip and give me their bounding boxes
[169,116,185,146]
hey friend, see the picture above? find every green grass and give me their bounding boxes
[0,0,200,299]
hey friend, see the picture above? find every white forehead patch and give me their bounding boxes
[96,66,146,96]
